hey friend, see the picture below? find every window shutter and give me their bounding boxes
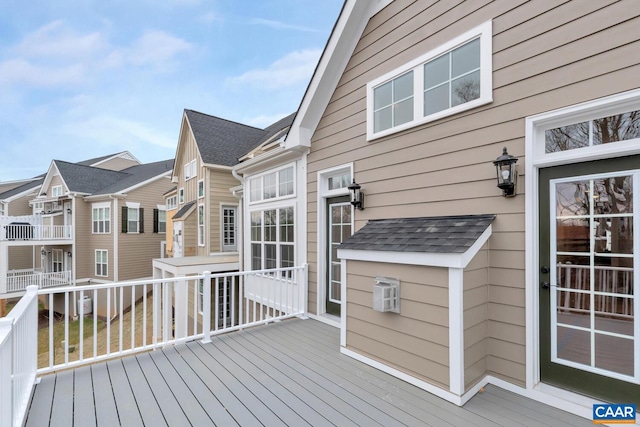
[139,208,144,233]
[121,206,128,233]
[153,208,159,233]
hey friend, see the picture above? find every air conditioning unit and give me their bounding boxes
[373,277,400,313]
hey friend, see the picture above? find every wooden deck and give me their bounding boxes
[25,318,593,426]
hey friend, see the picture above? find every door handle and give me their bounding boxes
[541,281,550,289]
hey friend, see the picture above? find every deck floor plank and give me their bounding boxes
[72,366,96,427]
[25,374,55,427]
[49,369,74,427]
[105,359,144,427]
[168,344,263,426]
[120,355,167,427]
[90,362,120,427]
[163,347,238,426]
[207,335,331,426]
[224,331,361,427]
[260,321,458,427]
[26,318,596,427]
[136,351,189,426]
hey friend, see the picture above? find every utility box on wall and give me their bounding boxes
[373,277,400,313]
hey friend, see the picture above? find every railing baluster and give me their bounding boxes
[79,290,84,363]
[119,286,124,352]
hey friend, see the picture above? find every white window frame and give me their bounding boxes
[166,195,177,210]
[178,188,184,204]
[221,204,237,252]
[157,205,166,234]
[248,164,296,204]
[198,179,205,199]
[32,201,43,215]
[95,249,108,277]
[249,205,295,275]
[366,20,492,141]
[198,278,204,314]
[525,88,640,392]
[51,185,63,197]
[92,202,111,234]
[52,249,63,273]
[198,204,205,247]
[184,159,196,181]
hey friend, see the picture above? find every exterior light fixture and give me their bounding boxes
[40,248,46,256]
[493,147,518,197]
[67,251,72,257]
[348,179,365,210]
[67,208,72,214]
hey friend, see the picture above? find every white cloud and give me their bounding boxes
[226,49,321,90]
[0,59,85,86]
[66,116,175,149]
[250,18,322,33]
[128,30,192,66]
[245,113,291,128]
[15,20,108,59]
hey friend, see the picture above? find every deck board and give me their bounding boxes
[73,366,96,427]
[26,318,595,427]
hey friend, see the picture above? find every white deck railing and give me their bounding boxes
[6,269,71,293]
[0,214,71,241]
[0,286,38,427]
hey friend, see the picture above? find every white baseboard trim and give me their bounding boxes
[340,346,634,424]
[307,313,340,328]
[340,346,463,405]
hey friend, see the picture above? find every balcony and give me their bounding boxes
[1,267,594,427]
[6,269,72,293]
[0,215,72,242]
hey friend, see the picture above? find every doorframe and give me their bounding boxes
[525,89,640,399]
[316,163,353,321]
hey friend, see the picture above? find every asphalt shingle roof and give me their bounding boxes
[173,201,196,219]
[0,178,43,200]
[54,159,173,195]
[185,110,296,167]
[339,214,496,254]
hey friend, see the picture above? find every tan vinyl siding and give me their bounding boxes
[96,157,139,171]
[117,177,173,281]
[7,194,34,216]
[308,0,640,386]
[208,171,239,253]
[176,126,201,205]
[8,246,34,271]
[74,196,99,281]
[463,247,489,391]
[183,215,197,257]
[345,261,450,389]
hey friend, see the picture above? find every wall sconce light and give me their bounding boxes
[67,208,72,214]
[67,251,72,257]
[40,248,46,256]
[493,147,518,197]
[348,179,365,210]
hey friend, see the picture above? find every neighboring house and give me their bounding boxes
[275,0,640,419]
[154,109,296,337]
[0,152,174,313]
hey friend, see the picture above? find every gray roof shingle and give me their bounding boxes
[185,110,296,167]
[0,178,43,200]
[339,215,496,254]
[173,201,196,219]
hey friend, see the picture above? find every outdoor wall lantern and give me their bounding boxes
[67,251,72,257]
[67,208,72,214]
[493,147,518,197]
[40,248,46,256]
[348,179,365,210]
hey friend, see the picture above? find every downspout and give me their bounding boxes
[231,168,244,271]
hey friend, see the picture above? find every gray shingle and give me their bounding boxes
[173,201,196,219]
[340,215,496,254]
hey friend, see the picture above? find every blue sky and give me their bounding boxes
[0,0,343,181]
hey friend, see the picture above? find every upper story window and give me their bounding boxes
[197,204,205,246]
[0,202,5,216]
[153,207,166,233]
[52,185,63,197]
[95,250,108,277]
[249,165,295,203]
[122,205,144,233]
[178,188,184,204]
[198,179,205,198]
[184,159,197,181]
[166,195,177,210]
[367,20,492,140]
[92,203,111,234]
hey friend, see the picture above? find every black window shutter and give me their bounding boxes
[153,208,159,233]
[139,208,144,233]
[121,206,128,233]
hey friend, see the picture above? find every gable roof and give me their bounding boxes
[184,110,266,167]
[52,159,173,196]
[285,0,392,148]
[0,178,43,201]
[339,215,496,253]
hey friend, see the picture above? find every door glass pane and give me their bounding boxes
[329,202,352,305]
[552,173,636,379]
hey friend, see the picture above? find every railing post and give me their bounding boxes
[301,264,309,319]
[0,317,13,427]
[201,271,212,344]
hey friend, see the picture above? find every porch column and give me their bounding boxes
[0,244,7,294]
[174,277,187,339]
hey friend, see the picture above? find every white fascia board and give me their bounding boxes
[285,0,389,149]
[338,225,492,269]
[202,163,233,171]
[116,170,172,195]
[234,145,307,176]
[5,186,41,203]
